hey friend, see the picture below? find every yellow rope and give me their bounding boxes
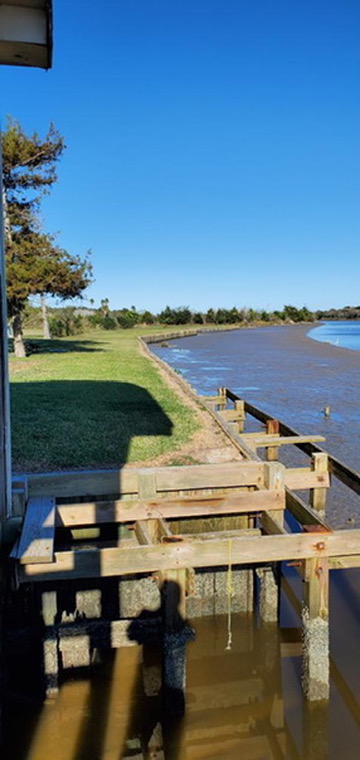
[226,539,234,651]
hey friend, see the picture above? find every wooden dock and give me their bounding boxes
[6,386,360,706]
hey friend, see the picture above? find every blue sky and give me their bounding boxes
[2,1,360,312]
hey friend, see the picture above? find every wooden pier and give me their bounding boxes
[5,386,360,707]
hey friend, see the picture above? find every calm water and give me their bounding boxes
[309,321,360,351]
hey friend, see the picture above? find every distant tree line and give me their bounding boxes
[316,306,360,320]
[23,301,316,337]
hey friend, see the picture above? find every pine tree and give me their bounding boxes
[2,118,92,355]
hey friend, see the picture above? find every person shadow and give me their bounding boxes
[127,580,195,759]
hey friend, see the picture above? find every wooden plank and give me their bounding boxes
[26,461,265,498]
[219,409,245,421]
[19,528,360,582]
[17,496,56,564]
[154,461,264,491]
[285,468,330,491]
[240,435,325,448]
[56,488,285,527]
[329,555,360,569]
[285,489,332,531]
[27,468,139,498]
[261,513,287,535]
[134,520,154,545]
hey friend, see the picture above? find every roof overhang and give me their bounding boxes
[0,1,52,69]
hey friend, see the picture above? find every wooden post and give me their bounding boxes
[41,590,59,695]
[235,399,245,433]
[161,578,195,718]
[310,453,329,515]
[258,462,285,623]
[302,557,329,700]
[217,386,227,411]
[266,419,280,461]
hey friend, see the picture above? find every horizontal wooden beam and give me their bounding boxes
[285,467,330,491]
[56,489,285,527]
[240,435,325,448]
[18,529,360,583]
[26,461,265,498]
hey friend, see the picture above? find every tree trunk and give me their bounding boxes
[12,312,26,358]
[41,293,51,339]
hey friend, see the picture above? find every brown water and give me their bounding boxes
[4,600,360,760]
[4,325,360,759]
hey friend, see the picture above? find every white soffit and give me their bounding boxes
[0,1,52,68]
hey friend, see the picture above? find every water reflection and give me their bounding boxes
[5,606,360,759]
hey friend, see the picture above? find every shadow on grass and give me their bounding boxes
[9,337,103,354]
[11,380,173,470]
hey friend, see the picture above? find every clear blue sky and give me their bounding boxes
[2,1,360,313]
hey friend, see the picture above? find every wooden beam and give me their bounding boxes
[285,489,332,531]
[27,461,266,498]
[240,435,325,448]
[285,468,330,491]
[15,496,55,564]
[56,488,285,527]
[18,528,360,582]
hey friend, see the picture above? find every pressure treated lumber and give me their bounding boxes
[240,435,325,448]
[15,496,56,564]
[56,488,285,527]
[18,528,360,583]
[27,461,265,498]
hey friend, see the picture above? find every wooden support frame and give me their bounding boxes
[17,528,360,583]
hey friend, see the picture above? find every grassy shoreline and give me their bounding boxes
[9,327,204,473]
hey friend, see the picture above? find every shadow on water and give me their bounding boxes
[3,380,175,759]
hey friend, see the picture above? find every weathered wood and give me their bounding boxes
[56,488,284,527]
[310,453,329,513]
[18,529,360,582]
[16,496,56,564]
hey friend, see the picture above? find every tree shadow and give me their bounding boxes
[9,338,103,355]
[10,380,173,471]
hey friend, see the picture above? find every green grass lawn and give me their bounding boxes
[9,327,200,472]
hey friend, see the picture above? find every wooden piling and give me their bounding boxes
[266,419,280,461]
[302,557,329,701]
[310,452,329,515]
